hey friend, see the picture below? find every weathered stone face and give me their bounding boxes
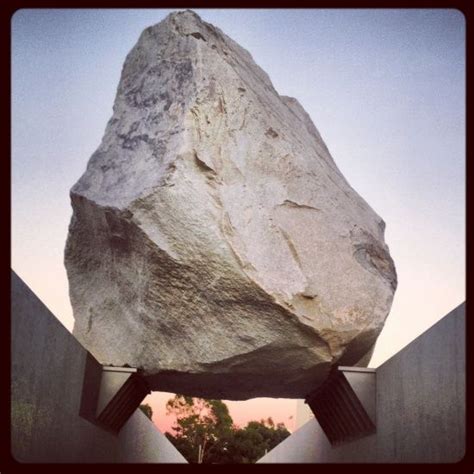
[65,10,396,400]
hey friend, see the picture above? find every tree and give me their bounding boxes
[165,395,234,463]
[217,417,290,463]
[165,396,290,464]
[139,403,153,420]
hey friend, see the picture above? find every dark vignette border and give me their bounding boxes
[0,0,471,472]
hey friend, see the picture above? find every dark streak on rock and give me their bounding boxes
[279,227,303,273]
[353,231,397,291]
[189,31,207,41]
[280,199,320,211]
[194,152,216,175]
[265,127,279,138]
[117,132,152,150]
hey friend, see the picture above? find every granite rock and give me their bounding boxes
[65,10,396,400]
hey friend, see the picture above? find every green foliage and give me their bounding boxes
[11,400,35,458]
[165,396,290,464]
[139,403,153,420]
[11,399,53,460]
[226,418,290,463]
[165,395,234,463]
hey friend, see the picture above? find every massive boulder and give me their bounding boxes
[65,10,396,400]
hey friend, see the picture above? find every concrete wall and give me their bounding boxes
[259,303,465,463]
[11,271,187,463]
[295,399,314,429]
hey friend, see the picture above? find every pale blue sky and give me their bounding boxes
[12,8,465,381]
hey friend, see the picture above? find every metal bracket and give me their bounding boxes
[305,366,376,446]
[79,353,151,434]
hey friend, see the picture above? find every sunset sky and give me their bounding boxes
[12,9,465,434]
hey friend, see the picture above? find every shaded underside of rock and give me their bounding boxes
[65,10,397,400]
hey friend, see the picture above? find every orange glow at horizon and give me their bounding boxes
[143,392,297,435]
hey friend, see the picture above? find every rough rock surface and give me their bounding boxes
[65,10,397,400]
